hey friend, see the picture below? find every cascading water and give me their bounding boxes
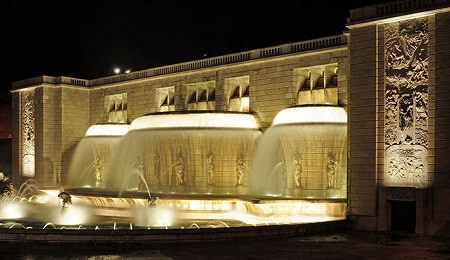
[66,123,130,188]
[106,111,262,195]
[250,105,348,199]
[0,108,348,232]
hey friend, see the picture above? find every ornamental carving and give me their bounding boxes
[21,90,35,177]
[384,18,429,188]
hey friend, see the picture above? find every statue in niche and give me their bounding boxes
[206,153,215,186]
[174,157,185,186]
[154,154,161,185]
[236,158,247,186]
[293,152,303,188]
[94,158,102,187]
[326,154,339,189]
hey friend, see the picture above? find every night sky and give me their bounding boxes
[0,0,388,93]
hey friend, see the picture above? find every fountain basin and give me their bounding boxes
[1,188,346,229]
[0,220,346,245]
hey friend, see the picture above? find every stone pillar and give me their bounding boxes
[347,22,380,231]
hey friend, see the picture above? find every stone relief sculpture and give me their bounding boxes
[136,156,146,190]
[154,153,161,185]
[293,152,303,188]
[21,90,35,177]
[236,158,247,186]
[174,157,185,186]
[206,153,215,186]
[92,144,111,188]
[326,154,338,189]
[94,158,102,187]
[384,18,429,188]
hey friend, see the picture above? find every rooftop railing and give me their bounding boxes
[12,34,347,89]
[348,0,448,24]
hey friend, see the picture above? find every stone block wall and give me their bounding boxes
[347,0,450,235]
[60,87,90,184]
[432,9,450,233]
[10,36,349,218]
[347,24,379,231]
[84,49,349,132]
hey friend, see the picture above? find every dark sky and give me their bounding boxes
[0,0,388,93]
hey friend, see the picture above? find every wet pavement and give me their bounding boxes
[1,231,449,259]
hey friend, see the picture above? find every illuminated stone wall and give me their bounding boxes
[347,0,450,235]
[384,18,429,188]
[293,64,339,105]
[7,0,450,235]
[105,93,128,123]
[225,76,249,112]
[11,44,349,190]
[185,81,216,111]
[347,23,379,224]
[10,85,91,187]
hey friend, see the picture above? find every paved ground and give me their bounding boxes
[1,231,449,259]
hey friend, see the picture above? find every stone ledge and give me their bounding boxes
[0,220,346,245]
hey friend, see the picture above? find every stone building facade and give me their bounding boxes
[346,0,450,235]
[9,0,450,235]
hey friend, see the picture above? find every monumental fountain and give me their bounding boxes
[0,105,348,244]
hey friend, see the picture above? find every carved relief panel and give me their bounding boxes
[21,90,35,177]
[384,18,429,188]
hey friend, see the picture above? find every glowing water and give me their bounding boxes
[106,111,262,195]
[67,123,129,188]
[0,107,348,230]
[250,105,348,198]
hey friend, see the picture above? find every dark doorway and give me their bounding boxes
[390,200,416,233]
